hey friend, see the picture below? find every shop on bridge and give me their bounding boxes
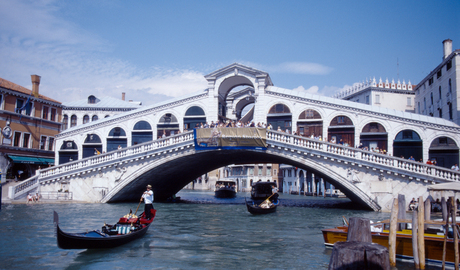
[327,115,355,147]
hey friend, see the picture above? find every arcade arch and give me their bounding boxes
[393,130,422,160]
[157,113,179,138]
[328,115,354,146]
[107,127,127,152]
[132,120,153,145]
[297,109,322,137]
[82,134,102,158]
[184,106,206,130]
[267,104,292,132]
[58,140,78,164]
[359,122,388,152]
[428,137,459,168]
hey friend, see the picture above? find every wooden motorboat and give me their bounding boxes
[246,198,279,214]
[54,209,156,249]
[215,180,236,198]
[322,218,459,267]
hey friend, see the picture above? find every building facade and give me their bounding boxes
[333,78,415,113]
[0,75,62,182]
[414,39,460,125]
[62,93,141,130]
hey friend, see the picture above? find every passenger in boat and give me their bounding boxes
[140,185,154,219]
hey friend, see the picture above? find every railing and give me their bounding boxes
[9,131,195,200]
[39,191,73,200]
[266,130,460,182]
[10,128,460,201]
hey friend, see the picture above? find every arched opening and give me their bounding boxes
[360,122,387,152]
[184,106,206,130]
[59,141,78,164]
[217,76,254,122]
[82,134,103,158]
[107,127,127,152]
[92,115,98,121]
[62,115,68,131]
[428,137,459,168]
[157,113,179,138]
[83,115,90,124]
[132,121,153,145]
[393,130,422,161]
[70,115,77,127]
[297,109,322,137]
[328,115,355,146]
[267,104,292,133]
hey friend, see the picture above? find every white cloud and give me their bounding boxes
[0,0,207,106]
[292,85,320,94]
[245,61,333,76]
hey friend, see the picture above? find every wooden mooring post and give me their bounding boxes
[418,196,426,270]
[328,217,390,270]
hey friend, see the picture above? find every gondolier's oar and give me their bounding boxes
[259,193,275,207]
[134,200,142,216]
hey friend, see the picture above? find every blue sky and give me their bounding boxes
[0,0,459,106]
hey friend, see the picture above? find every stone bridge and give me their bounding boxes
[9,129,460,211]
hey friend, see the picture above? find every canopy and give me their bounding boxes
[8,155,54,165]
[427,182,460,192]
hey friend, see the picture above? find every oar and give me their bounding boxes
[134,200,142,216]
[259,193,275,207]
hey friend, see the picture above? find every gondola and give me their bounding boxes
[54,208,156,249]
[245,198,279,214]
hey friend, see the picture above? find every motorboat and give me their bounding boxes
[214,180,237,198]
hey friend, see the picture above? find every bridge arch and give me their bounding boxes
[101,147,379,210]
[217,76,255,100]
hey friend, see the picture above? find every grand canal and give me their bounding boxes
[0,191,443,269]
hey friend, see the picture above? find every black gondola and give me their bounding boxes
[54,209,156,249]
[251,181,276,200]
[245,198,279,214]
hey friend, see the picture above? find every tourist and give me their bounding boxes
[452,163,459,171]
[409,198,417,211]
[27,193,33,203]
[140,184,154,219]
[408,156,415,161]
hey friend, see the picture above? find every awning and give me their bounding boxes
[427,182,460,192]
[8,155,54,165]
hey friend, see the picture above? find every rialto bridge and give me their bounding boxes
[8,63,460,211]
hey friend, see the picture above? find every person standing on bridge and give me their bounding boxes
[140,185,154,219]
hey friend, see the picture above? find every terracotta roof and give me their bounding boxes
[0,77,61,104]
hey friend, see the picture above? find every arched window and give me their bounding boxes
[62,115,68,130]
[268,104,291,114]
[267,104,292,133]
[92,115,98,121]
[107,127,127,151]
[70,115,77,127]
[431,92,433,105]
[82,134,102,158]
[133,121,152,130]
[393,130,422,161]
[83,115,90,124]
[132,121,152,145]
[58,141,78,164]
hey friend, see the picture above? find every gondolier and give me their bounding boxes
[141,185,154,219]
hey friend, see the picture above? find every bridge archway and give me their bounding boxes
[103,148,379,211]
[82,134,102,158]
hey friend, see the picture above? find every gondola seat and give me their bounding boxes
[116,225,132,234]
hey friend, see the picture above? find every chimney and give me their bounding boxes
[443,39,453,59]
[122,92,126,101]
[31,75,41,98]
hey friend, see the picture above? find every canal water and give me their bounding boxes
[0,191,442,269]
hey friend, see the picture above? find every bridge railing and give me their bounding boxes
[9,131,195,200]
[267,130,460,182]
